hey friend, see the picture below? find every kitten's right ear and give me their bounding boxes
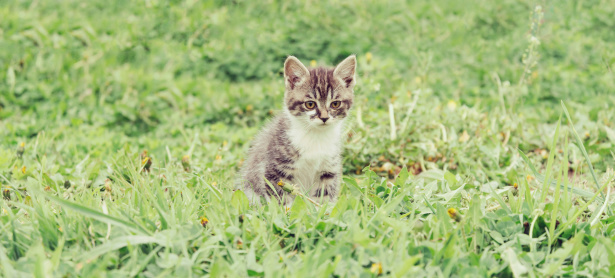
[284,56,310,90]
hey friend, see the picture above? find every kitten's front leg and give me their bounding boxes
[313,170,340,202]
[264,164,296,205]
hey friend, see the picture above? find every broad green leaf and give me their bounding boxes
[395,166,410,187]
[230,190,250,214]
[289,195,307,221]
[502,248,529,277]
[444,171,458,189]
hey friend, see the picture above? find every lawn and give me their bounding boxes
[1,0,615,276]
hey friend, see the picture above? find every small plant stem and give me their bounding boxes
[297,192,321,208]
[389,103,397,140]
[357,104,365,129]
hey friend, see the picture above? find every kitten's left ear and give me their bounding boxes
[333,55,357,89]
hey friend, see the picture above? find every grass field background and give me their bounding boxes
[1,0,615,276]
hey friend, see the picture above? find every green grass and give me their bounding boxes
[1,0,615,276]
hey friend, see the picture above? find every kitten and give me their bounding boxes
[240,55,357,205]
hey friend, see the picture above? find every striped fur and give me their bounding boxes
[240,55,357,205]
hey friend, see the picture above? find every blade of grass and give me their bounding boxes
[264,178,281,201]
[518,150,601,201]
[129,245,164,277]
[540,116,561,204]
[50,237,65,270]
[488,187,512,215]
[0,245,17,277]
[562,138,571,215]
[550,131,568,246]
[522,176,534,211]
[81,235,164,261]
[45,194,151,235]
[561,101,603,195]
[562,101,611,216]
[423,196,437,215]
[553,175,613,240]
[196,174,221,200]
[343,176,375,208]
[548,152,564,246]
[590,186,610,226]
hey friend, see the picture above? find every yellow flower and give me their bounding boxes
[141,156,152,172]
[17,142,25,157]
[458,131,470,143]
[215,155,222,161]
[21,166,26,174]
[447,208,457,218]
[365,52,373,63]
[370,262,383,275]
[182,155,191,172]
[447,100,457,111]
[513,183,518,190]
[310,60,317,67]
[104,179,112,193]
[200,217,209,228]
[526,175,535,182]
[540,149,548,159]
[447,208,462,222]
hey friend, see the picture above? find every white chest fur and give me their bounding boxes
[286,118,342,191]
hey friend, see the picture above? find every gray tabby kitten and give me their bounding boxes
[240,55,357,204]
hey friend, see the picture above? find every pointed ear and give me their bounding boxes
[333,55,357,89]
[284,56,310,90]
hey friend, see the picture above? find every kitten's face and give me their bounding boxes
[283,55,356,129]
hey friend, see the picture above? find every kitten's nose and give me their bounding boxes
[321,117,329,123]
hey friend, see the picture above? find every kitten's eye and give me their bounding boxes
[331,101,341,108]
[305,101,316,109]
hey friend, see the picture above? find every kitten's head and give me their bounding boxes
[283,55,357,128]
